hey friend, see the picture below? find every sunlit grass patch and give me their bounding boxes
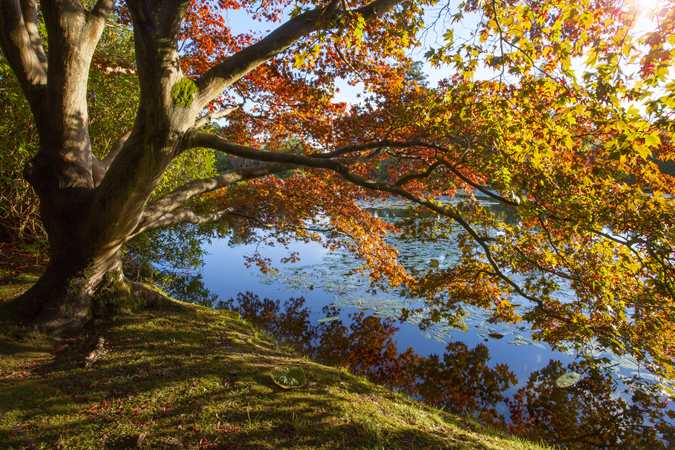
[0,295,552,449]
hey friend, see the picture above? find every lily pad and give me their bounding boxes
[318,316,340,323]
[556,372,581,388]
[488,333,505,339]
[429,259,440,267]
[270,367,307,389]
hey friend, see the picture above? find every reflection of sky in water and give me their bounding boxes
[202,225,573,404]
[194,201,675,447]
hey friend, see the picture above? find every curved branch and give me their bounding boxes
[395,161,443,186]
[138,162,298,232]
[19,0,47,73]
[127,207,237,240]
[91,0,116,20]
[0,0,47,103]
[315,139,411,158]
[194,106,239,128]
[313,139,522,207]
[194,0,404,108]
[104,130,132,164]
[187,132,467,222]
[93,130,131,186]
[188,131,577,324]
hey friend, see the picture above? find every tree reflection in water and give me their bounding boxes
[218,292,516,423]
[508,360,675,449]
[217,292,675,449]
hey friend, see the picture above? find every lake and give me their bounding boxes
[168,197,675,449]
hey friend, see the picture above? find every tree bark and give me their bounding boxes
[17,244,126,332]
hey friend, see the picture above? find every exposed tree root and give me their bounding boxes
[4,275,197,335]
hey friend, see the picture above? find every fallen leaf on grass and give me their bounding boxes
[165,436,183,447]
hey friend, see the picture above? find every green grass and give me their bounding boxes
[0,272,40,299]
[0,277,552,450]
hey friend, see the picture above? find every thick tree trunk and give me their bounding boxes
[15,234,179,333]
[18,247,126,332]
[15,125,184,332]
[14,187,144,333]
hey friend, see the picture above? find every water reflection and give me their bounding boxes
[508,360,675,449]
[365,196,520,225]
[214,292,675,449]
[217,292,516,423]
[146,193,675,449]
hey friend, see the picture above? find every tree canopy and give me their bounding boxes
[0,0,674,403]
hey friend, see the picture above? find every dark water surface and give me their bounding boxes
[188,199,675,449]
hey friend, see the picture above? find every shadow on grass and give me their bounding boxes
[0,299,540,450]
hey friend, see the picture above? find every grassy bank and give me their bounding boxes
[0,273,550,449]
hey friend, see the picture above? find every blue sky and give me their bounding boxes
[218,3,484,105]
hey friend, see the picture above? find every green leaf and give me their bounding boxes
[270,367,307,389]
[318,316,340,322]
[556,372,581,388]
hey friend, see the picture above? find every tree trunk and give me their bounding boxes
[18,247,125,333]
[15,227,178,333]
[14,114,179,332]
[14,181,143,333]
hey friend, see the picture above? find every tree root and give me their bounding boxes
[128,281,197,313]
[5,277,197,335]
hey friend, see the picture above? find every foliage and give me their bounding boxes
[123,222,224,287]
[87,16,138,158]
[0,58,43,244]
[213,151,233,174]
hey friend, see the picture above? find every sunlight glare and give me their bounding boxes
[632,0,662,14]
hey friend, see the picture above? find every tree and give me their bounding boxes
[0,10,136,245]
[0,7,217,247]
[0,0,417,331]
[1,0,674,396]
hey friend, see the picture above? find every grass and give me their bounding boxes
[0,272,552,449]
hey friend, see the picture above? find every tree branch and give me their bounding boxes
[0,0,47,103]
[127,207,237,240]
[19,0,47,73]
[93,130,132,186]
[188,131,577,324]
[86,0,117,61]
[91,0,116,20]
[194,0,404,108]
[395,161,443,186]
[194,106,239,128]
[104,130,132,164]
[138,162,298,232]
[187,132,467,222]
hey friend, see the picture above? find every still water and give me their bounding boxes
[184,198,675,449]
